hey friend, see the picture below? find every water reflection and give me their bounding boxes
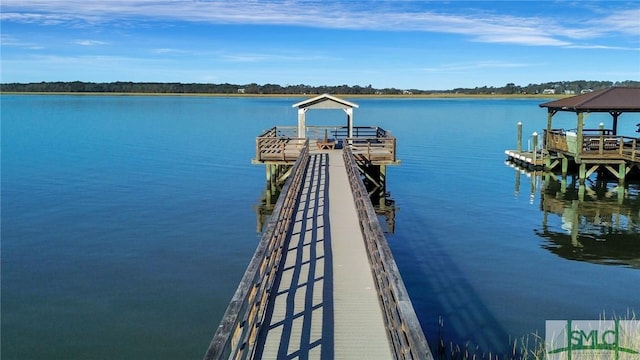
[370,192,397,234]
[254,185,280,233]
[508,162,640,269]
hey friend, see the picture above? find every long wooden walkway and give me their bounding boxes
[254,150,392,359]
[205,95,430,359]
[204,146,431,360]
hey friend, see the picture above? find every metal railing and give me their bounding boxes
[342,146,433,360]
[305,125,389,140]
[204,140,310,360]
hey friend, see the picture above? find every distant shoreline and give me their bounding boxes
[3,80,634,98]
[0,92,566,99]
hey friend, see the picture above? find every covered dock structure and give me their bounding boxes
[539,87,640,182]
[252,94,399,208]
[292,93,358,140]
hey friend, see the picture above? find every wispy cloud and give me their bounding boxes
[151,48,188,54]
[0,12,76,25]
[0,34,45,49]
[74,39,108,46]
[566,44,640,51]
[2,1,638,48]
[594,8,640,36]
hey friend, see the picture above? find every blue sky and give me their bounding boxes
[1,1,639,90]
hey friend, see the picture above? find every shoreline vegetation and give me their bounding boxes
[1,80,639,98]
[0,91,569,99]
[437,311,639,360]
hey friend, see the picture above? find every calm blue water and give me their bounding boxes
[2,95,639,359]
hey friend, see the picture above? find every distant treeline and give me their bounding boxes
[1,80,639,95]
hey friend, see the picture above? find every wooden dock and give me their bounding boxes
[204,94,430,360]
[204,143,431,360]
[504,149,545,169]
[507,88,640,182]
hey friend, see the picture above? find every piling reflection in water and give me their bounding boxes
[369,191,397,234]
[538,176,640,269]
[255,186,280,233]
[509,162,640,269]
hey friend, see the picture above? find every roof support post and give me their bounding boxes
[546,109,555,150]
[576,112,584,161]
[344,108,354,138]
[298,108,307,138]
[610,111,622,135]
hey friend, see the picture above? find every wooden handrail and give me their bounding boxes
[347,136,397,163]
[544,129,640,161]
[204,140,310,360]
[342,147,432,360]
[256,126,396,163]
[255,136,306,162]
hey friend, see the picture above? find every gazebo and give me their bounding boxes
[538,87,640,182]
[291,93,359,138]
[540,86,640,136]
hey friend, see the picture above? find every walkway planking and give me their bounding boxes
[254,150,393,359]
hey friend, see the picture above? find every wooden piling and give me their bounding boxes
[517,122,522,153]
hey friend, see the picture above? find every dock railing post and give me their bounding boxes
[517,122,522,153]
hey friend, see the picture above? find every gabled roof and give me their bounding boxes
[292,93,359,109]
[539,87,640,112]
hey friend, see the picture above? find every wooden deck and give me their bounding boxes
[253,126,399,165]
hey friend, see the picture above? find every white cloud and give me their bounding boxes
[595,8,640,36]
[473,34,572,47]
[1,1,638,48]
[74,39,108,46]
[566,44,640,51]
[1,12,73,25]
